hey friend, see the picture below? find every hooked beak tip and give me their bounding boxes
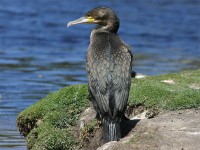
[67,22,71,28]
[67,17,85,28]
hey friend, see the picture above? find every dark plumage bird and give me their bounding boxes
[68,7,133,142]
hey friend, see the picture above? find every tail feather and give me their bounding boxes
[103,118,121,142]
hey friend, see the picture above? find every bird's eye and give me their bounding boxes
[87,13,92,18]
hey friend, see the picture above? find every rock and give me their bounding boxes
[97,141,117,150]
[16,70,200,149]
[95,109,200,150]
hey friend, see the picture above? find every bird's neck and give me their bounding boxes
[94,20,119,33]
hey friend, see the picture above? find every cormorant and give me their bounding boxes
[67,7,133,142]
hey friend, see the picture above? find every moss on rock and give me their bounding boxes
[17,84,89,149]
[128,70,200,110]
[17,70,200,149]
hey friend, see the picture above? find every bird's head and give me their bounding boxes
[67,7,120,33]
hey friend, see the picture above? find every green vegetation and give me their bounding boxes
[129,70,200,110]
[17,70,200,149]
[17,84,89,150]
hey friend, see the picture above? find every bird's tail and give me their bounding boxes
[102,117,121,142]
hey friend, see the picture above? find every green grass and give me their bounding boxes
[17,84,89,150]
[129,70,200,110]
[17,70,200,149]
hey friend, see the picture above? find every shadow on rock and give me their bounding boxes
[121,118,140,138]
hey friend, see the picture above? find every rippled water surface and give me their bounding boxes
[0,0,199,149]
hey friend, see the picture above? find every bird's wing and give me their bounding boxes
[112,44,132,113]
[86,43,110,115]
[103,34,132,115]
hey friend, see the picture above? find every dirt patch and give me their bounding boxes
[80,108,200,150]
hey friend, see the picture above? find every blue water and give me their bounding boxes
[0,0,199,149]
